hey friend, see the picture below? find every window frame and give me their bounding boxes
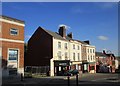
[58,42,61,49]
[8,49,18,61]
[73,44,75,49]
[64,43,68,49]
[10,28,19,36]
[58,51,61,60]
[73,53,75,61]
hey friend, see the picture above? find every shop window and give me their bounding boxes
[9,68,17,75]
[90,66,94,70]
[8,49,18,61]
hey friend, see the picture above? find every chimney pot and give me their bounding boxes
[67,32,73,38]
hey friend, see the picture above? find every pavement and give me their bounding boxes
[1,73,120,86]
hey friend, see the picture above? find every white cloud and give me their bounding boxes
[58,24,71,30]
[98,35,108,40]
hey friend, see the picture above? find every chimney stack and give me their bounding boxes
[67,32,73,38]
[103,50,106,54]
[83,40,90,45]
[59,26,66,38]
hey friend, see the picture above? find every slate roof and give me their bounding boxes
[42,27,87,44]
[0,15,25,24]
[95,52,107,57]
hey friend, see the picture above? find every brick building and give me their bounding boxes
[96,51,116,73]
[26,26,96,76]
[0,15,25,77]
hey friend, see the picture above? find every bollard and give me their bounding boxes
[76,74,78,86]
[68,76,70,86]
[21,73,24,81]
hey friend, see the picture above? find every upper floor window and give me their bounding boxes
[65,52,68,60]
[88,55,89,61]
[73,44,75,49]
[58,51,61,60]
[78,53,80,61]
[90,49,92,53]
[10,28,18,35]
[73,53,75,61]
[93,56,95,60]
[58,42,61,49]
[65,43,68,49]
[78,45,79,50]
[0,25,1,33]
[88,49,89,53]
[91,55,92,60]
[8,49,18,60]
[93,49,95,53]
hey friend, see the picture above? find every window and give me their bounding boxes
[65,43,68,49]
[0,25,1,32]
[91,55,92,60]
[58,42,61,49]
[78,53,80,61]
[73,53,75,61]
[88,49,89,53]
[78,45,79,50]
[88,55,89,60]
[58,51,61,60]
[90,49,92,53]
[65,52,68,60]
[93,49,94,53]
[73,44,75,49]
[93,56,95,60]
[10,28,18,35]
[8,49,18,60]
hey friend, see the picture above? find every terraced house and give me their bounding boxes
[0,15,25,77]
[26,25,96,76]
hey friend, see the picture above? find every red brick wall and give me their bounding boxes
[2,41,24,68]
[0,21,24,40]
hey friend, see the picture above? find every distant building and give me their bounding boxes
[96,51,116,73]
[26,26,96,76]
[0,15,25,77]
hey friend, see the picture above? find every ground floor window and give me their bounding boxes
[9,68,17,75]
[8,49,18,60]
[90,66,95,70]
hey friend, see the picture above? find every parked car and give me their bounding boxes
[64,69,79,76]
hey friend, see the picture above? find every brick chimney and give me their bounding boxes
[103,50,106,54]
[59,26,66,38]
[67,32,73,38]
[83,40,90,45]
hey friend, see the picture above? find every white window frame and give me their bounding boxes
[58,51,61,60]
[10,28,19,36]
[58,42,61,49]
[73,44,75,49]
[73,53,75,61]
[7,48,19,62]
[64,43,68,49]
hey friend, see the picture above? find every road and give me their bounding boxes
[2,73,120,86]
